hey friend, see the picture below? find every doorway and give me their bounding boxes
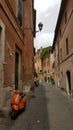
[0,20,5,87]
[15,52,19,89]
[66,71,71,95]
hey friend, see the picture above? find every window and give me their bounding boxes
[61,71,63,78]
[18,0,22,26]
[65,11,67,23]
[66,38,69,55]
[54,50,56,57]
[0,20,5,62]
[60,29,61,37]
[40,69,42,72]
[0,27,2,60]
[60,48,62,61]
[0,26,2,44]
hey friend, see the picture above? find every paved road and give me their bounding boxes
[0,83,73,130]
[44,83,73,130]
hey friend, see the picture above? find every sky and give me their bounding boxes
[34,0,62,51]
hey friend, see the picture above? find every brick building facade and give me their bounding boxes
[34,47,51,82]
[52,0,73,96]
[0,0,35,106]
[34,48,42,73]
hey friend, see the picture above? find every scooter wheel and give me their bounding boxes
[10,110,18,120]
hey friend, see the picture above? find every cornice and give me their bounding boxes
[59,52,73,65]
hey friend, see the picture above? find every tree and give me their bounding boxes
[40,46,52,61]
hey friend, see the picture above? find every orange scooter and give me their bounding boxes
[10,89,26,119]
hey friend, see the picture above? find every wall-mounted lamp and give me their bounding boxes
[33,22,43,37]
[9,51,14,58]
[38,22,43,31]
[22,22,43,37]
[9,52,13,57]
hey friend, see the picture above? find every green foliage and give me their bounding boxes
[40,46,52,60]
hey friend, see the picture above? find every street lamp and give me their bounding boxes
[38,22,43,31]
[35,22,43,32]
[33,22,43,37]
[22,22,43,37]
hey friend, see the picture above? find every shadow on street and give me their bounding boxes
[6,83,50,130]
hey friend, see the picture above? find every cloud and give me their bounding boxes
[34,0,61,13]
[39,33,54,43]
[35,0,61,33]
[34,33,54,50]
[45,13,52,18]
[34,0,61,50]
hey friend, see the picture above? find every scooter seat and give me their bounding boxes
[20,93,25,99]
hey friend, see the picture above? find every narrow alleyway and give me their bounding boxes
[0,83,73,130]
